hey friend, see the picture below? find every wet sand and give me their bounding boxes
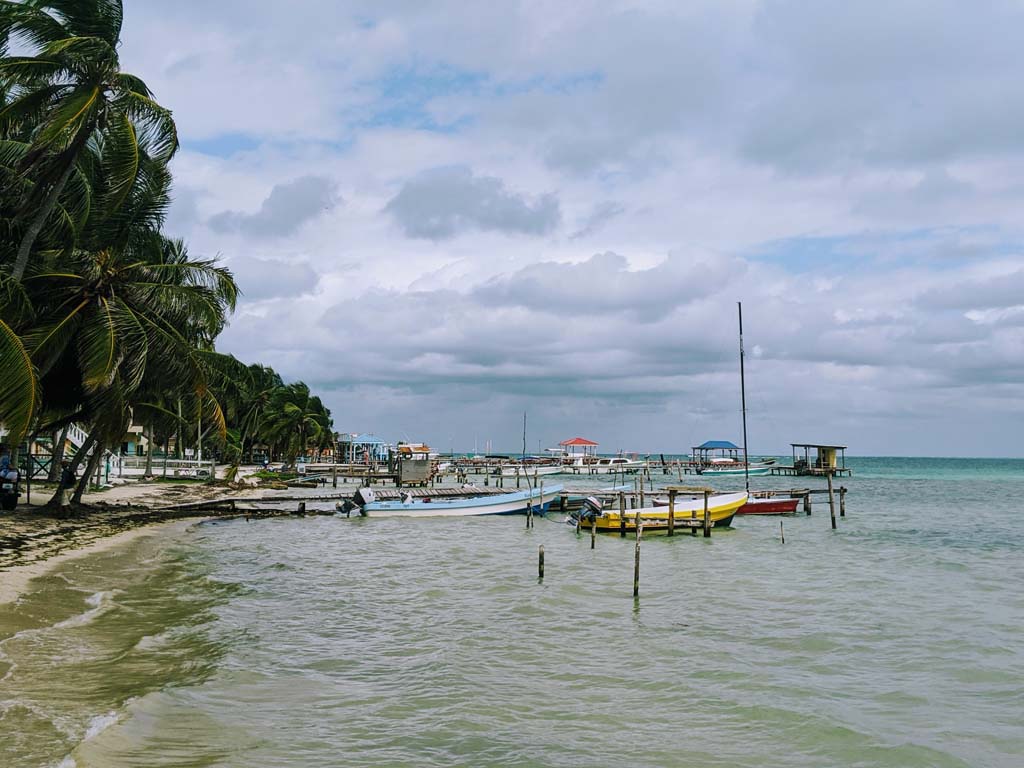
[0,481,256,605]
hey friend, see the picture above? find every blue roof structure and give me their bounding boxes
[695,440,740,450]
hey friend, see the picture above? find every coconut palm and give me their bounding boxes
[261,382,333,465]
[0,0,177,280]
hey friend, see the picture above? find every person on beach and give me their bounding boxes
[58,460,76,508]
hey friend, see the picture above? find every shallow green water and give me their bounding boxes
[2,458,1023,767]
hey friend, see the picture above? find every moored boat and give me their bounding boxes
[352,485,563,517]
[698,461,771,476]
[494,463,563,477]
[570,456,644,475]
[736,496,799,515]
[576,492,747,533]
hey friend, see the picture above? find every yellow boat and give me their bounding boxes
[582,492,748,533]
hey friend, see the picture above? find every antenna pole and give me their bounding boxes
[739,301,750,493]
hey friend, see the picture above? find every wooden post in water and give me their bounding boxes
[827,472,837,530]
[667,489,676,537]
[539,480,544,521]
[516,466,521,489]
[527,485,534,530]
[618,492,626,538]
[538,545,545,580]
[780,520,785,544]
[703,490,711,538]
[297,501,306,516]
[633,525,642,597]
[332,465,338,488]
[804,491,812,515]
[591,517,596,549]
[639,480,645,509]
[840,486,846,517]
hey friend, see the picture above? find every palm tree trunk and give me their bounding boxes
[11,160,79,281]
[144,422,154,478]
[45,432,96,506]
[73,446,104,504]
[47,425,70,482]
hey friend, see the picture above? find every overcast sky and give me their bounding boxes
[124,1,1023,457]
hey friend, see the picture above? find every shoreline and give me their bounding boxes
[0,517,198,607]
[0,479,275,607]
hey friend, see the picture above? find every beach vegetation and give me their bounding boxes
[0,0,333,508]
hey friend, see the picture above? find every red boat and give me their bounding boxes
[736,497,799,515]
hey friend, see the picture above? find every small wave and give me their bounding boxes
[53,590,119,629]
[83,709,122,740]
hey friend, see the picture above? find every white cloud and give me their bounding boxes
[119,0,1024,456]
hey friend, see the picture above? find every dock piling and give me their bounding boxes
[804,491,812,515]
[840,486,846,517]
[667,489,676,537]
[703,490,711,538]
[618,492,626,538]
[827,472,837,530]
[633,526,642,597]
[780,520,785,544]
[538,545,545,580]
[332,466,337,488]
[591,517,596,549]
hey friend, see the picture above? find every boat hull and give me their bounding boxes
[698,465,771,476]
[736,497,800,515]
[495,465,562,477]
[584,492,747,533]
[360,485,563,518]
[570,463,644,475]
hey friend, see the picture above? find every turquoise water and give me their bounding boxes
[2,457,1023,767]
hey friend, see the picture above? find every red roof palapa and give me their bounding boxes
[559,437,599,446]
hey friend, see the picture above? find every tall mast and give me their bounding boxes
[522,411,527,461]
[738,301,750,493]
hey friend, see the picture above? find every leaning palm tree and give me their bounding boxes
[0,0,177,280]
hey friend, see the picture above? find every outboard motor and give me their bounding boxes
[578,496,603,523]
[400,491,414,504]
[354,487,376,506]
[335,499,358,517]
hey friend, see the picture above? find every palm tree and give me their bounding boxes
[0,0,177,280]
[261,382,332,465]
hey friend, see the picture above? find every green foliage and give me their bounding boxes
[0,1,334,481]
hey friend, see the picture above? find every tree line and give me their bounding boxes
[1,1,332,505]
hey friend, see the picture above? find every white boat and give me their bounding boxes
[698,459,772,476]
[352,485,563,518]
[570,456,644,475]
[493,464,563,477]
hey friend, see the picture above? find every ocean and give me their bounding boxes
[2,457,1022,767]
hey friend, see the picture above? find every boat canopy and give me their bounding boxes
[695,440,740,450]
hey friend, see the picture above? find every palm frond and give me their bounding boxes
[0,316,37,443]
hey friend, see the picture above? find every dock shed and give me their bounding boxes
[787,443,851,476]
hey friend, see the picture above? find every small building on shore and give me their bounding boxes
[337,433,389,464]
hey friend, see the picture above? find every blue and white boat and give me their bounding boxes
[353,485,563,518]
